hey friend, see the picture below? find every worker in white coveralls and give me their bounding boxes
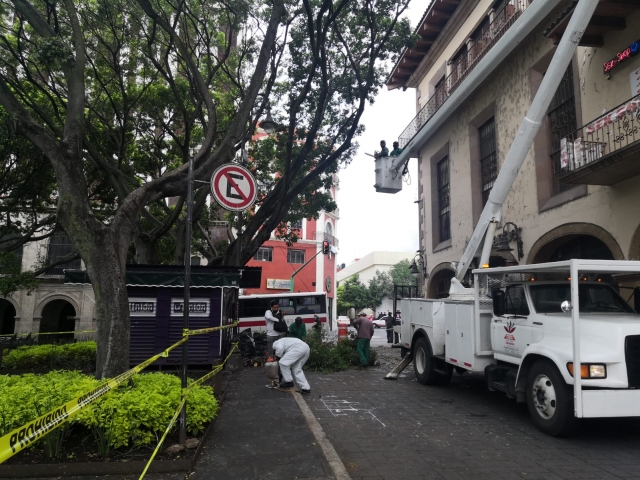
[273,337,311,394]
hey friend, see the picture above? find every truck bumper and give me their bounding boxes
[581,389,640,418]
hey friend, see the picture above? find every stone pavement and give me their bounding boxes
[190,367,334,480]
[303,347,640,480]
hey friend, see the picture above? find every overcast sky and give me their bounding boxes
[336,0,431,266]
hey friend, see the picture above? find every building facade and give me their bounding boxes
[336,251,415,315]
[387,0,640,297]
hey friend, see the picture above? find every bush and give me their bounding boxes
[0,371,219,454]
[3,341,96,371]
[304,331,377,373]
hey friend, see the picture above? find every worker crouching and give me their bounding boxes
[273,337,311,394]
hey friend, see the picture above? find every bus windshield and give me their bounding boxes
[530,284,635,314]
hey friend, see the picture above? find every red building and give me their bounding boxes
[243,188,339,325]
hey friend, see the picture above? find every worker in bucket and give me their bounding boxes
[272,337,311,394]
[373,140,389,159]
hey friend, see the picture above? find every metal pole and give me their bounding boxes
[290,249,323,292]
[570,260,582,418]
[179,154,195,444]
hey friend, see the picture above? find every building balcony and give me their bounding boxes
[398,0,530,148]
[560,95,640,186]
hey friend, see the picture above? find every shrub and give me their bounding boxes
[0,371,219,455]
[304,331,377,373]
[3,341,96,371]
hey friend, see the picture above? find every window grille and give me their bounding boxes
[253,247,273,262]
[45,234,81,275]
[479,117,498,206]
[437,157,451,242]
[547,64,577,194]
[287,249,305,264]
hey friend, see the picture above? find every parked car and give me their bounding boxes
[373,318,387,329]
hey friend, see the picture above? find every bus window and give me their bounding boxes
[239,298,271,318]
[278,298,295,315]
[296,296,321,314]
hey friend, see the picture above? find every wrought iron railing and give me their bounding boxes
[398,0,530,148]
[560,94,640,173]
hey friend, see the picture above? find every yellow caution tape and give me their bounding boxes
[138,396,187,480]
[138,343,238,480]
[0,321,238,464]
[0,336,187,464]
[0,330,96,337]
[183,321,238,337]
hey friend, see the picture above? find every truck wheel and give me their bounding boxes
[413,337,442,385]
[526,360,578,436]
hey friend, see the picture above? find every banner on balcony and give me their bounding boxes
[586,99,640,135]
[560,138,570,169]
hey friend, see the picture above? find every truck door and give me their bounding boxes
[491,284,532,359]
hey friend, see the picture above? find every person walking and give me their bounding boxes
[289,316,307,339]
[265,300,285,355]
[385,314,394,344]
[352,312,374,367]
[273,337,311,394]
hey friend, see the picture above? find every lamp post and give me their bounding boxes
[495,222,524,261]
[179,145,205,444]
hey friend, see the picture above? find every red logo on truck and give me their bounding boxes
[504,321,516,333]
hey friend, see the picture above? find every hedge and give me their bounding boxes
[2,341,96,370]
[304,331,377,373]
[0,371,219,456]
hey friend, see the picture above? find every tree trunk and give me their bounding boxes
[85,236,130,379]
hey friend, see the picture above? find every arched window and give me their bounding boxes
[325,222,333,239]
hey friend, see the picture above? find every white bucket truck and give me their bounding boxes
[399,261,640,436]
[386,0,640,435]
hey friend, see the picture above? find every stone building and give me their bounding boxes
[386,0,640,297]
[1,232,96,337]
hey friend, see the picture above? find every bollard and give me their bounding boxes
[338,323,348,341]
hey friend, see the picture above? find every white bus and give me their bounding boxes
[238,292,330,333]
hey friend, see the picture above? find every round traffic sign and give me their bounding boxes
[210,164,257,211]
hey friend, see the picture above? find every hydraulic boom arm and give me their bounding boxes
[452,0,599,287]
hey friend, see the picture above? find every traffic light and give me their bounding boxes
[322,241,330,254]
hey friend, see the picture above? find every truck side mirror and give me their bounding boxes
[493,290,505,317]
[634,287,640,313]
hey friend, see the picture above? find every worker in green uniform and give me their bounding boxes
[390,141,403,156]
[288,316,307,339]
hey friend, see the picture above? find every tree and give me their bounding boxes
[389,259,415,287]
[367,269,392,308]
[336,275,370,312]
[0,0,413,377]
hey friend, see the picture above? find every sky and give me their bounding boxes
[336,0,431,267]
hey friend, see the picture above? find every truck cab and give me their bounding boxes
[400,260,640,436]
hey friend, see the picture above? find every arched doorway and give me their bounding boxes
[428,265,456,299]
[0,300,16,335]
[40,299,76,344]
[533,235,614,264]
[528,223,623,264]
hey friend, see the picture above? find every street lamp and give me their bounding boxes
[409,250,427,280]
[495,222,524,260]
[261,105,276,134]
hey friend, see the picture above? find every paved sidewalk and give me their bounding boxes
[302,350,640,480]
[191,367,334,480]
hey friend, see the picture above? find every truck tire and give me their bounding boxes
[526,359,579,436]
[413,337,451,385]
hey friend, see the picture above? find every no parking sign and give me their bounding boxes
[210,164,257,211]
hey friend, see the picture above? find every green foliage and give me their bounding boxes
[304,331,376,373]
[3,342,96,371]
[336,275,371,311]
[0,371,218,455]
[389,259,416,287]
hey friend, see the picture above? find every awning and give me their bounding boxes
[64,265,262,288]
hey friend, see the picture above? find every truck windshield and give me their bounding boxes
[530,284,635,314]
